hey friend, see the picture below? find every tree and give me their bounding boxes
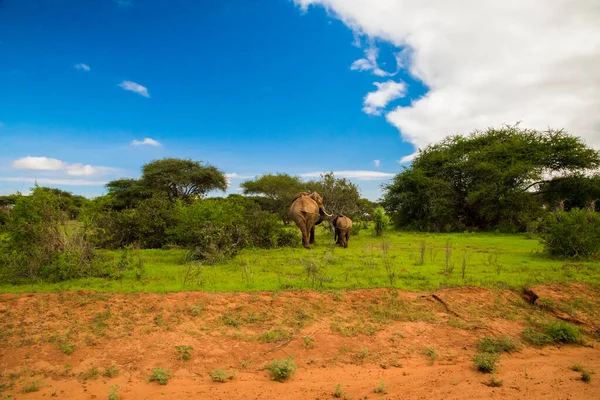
[141,158,228,202]
[306,172,361,218]
[105,178,152,210]
[382,125,600,231]
[240,173,307,223]
[538,174,600,211]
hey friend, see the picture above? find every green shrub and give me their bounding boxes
[539,209,600,259]
[103,365,119,378]
[210,369,235,382]
[148,368,172,385]
[473,352,499,373]
[175,345,194,361]
[581,370,592,383]
[486,376,503,387]
[477,335,520,353]
[0,187,106,283]
[522,322,582,346]
[264,358,297,382]
[373,206,390,236]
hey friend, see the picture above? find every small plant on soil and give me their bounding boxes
[108,384,120,400]
[21,380,41,393]
[424,347,437,365]
[210,369,235,383]
[571,364,584,372]
[265,357,297,382]
[148,368,172,385]
[581,370,592,383]
[373,381,387,394]
[522,322,582,346]
[302,336,315,349]
[333,383,350,399]
[59,342,76,355]
[81,366,100,380]
[486,376,503,387]
[103,365,119,378]
[477,335,520,353]
[240,357,253,369]
[473,353,499,373]
[175,345,194,361]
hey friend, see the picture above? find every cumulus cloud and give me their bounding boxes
[399,152,417,164]
[11,156,113,176]
[118,80,150,98]
[363,80,406,115]
[350,46,396,77]
[74,63,90,71]
[0,177,107,186]
[225,172,255,186]
[295,0,600,151]
[300,170,394,181]
[131,138,161,146]
[373,159,381,167]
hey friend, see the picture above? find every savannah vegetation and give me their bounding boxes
[1,125,600,293]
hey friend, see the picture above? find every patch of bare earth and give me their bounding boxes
[1,284,599,399]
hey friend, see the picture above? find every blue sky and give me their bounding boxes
[0,0,425,200]
[3,1,596,201]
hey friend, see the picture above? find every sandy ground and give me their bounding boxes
[1,284,599,399]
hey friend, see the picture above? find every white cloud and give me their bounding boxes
[373,159,381,167]
[118,81,150,98]
[350,46,396,77]
[11,156,113,176]
[294,0,600,150]
[300,170,395,181]
[74,63,90,71]
[363,80,406,115]
[0,177,107,186]
[225,173,255,186]
[131,138,161,146]
[399,153,417,164]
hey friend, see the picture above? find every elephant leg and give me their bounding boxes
[344,231,349,248]
[309,226,315,244]
[298,221,310,249]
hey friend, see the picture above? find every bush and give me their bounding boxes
[0,187,106,283]
[539,209,600,259]
[148,368,172,385]
[473,352,499,373]
[264,358,297,382]
[522,322,582,346]
[210,369,235,382]
[373,206,390,236]
[477,335,520,353]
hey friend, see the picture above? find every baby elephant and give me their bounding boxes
[332,215,353,248]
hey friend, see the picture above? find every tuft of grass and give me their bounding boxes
[373,381,387,394]
[240,357,253,369]
[81,366,100,380]
[148,368,172,385]
[221,312,241,328]
[473,353,499,373]
[333,383,343,398]
[21,380,41,393]
[258,330,292,343]
[108,384,120,400]
[103,365,119,378]
[522,322,582,346]
[581,370,592,383]
[571,364,584,372]
[424,347,437,365]
[59,342,76,355]
[477,335,520,353]
[302,336,315,349]
[175,345,194,361]
[210,369,235,383]
[486,376,503,387]
[264,357,297,382]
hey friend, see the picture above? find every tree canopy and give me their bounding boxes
[306,172,361,218]
[382,126,600,232]
[141,158,228,202]
[106,178,152,210]
[240,173,306,223]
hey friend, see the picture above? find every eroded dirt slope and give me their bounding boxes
[1,284,599,399]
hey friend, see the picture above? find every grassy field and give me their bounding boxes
[1,227,599,293]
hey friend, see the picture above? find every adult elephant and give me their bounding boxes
[290,191,332,249]
[332,215,352,248]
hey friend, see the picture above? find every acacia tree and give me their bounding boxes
[382,125,600,231]
[141,158,228,202]
[105,178,152,210]
[239,173,307,223]
[306,172,361,218]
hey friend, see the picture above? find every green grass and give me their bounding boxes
[209,369,235,383]
[264,358,297,382]
[522,322,582,346]
[473,352,499,373]
[477,335,520,353]
[148,368,172,385]
[2,230,600,293]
